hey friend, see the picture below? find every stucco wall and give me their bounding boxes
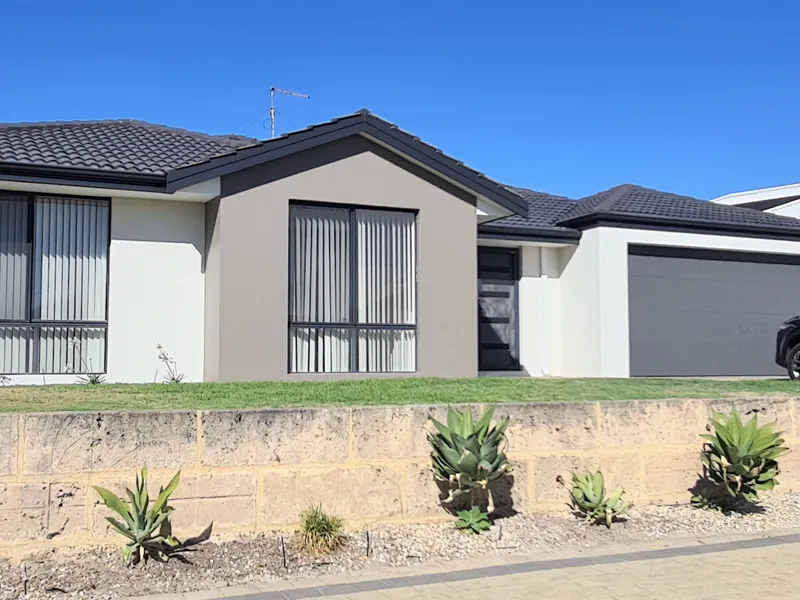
[5,198,206,385]
[590,227,800,377]
[206,135,479,381]
[1,396,798,552]
[518,246,562,376]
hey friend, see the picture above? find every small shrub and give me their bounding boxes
[68,338,104,384]
[692,409,789,512]
[299,504,344,554]
[567,470,631,528]
[0,375,10,386]
[428,406,511,512]
[157,344,186,384]
[77,372,106,385]
[93,465,181,565]
[455,507,491,534]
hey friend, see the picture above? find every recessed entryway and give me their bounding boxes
[478,247,520,371]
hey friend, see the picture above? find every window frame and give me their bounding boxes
[0,191,112,375]
[287,200,418,374]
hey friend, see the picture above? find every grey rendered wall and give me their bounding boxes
[205,135,479,381]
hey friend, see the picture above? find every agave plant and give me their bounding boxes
[428,406,511,511]
[693,409,789,510]
[93,466,181,565]
[568,470,631,528]
[455,507,491,534]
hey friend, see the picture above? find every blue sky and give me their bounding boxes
[1,1,797,199]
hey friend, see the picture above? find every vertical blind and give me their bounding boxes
[289,204,416,373]
[0,193,109,375]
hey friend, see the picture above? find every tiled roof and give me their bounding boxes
[0,120,257,175]
[559,184,800,233]
[500,187,577,227]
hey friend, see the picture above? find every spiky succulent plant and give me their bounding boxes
[568,470,631,528]
[93,465,181,565]
[455,507,491,534]
[428,406,511,511]
[693,409,789,510]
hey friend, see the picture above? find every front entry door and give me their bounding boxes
[478,247,520,371]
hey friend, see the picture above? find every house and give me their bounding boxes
[713,183,800,218]
[2,110,800,384]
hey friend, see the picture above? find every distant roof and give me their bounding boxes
[559,183,800,237]
[0,119,257,175]
[713,182,800,207]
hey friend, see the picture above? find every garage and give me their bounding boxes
[628,245,800,377]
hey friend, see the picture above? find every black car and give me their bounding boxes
[777,316,800,379]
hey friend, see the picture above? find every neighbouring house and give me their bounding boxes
[2,110,800,384]
[713,183,800,218]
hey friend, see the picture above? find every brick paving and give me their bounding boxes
[133,530,800,600]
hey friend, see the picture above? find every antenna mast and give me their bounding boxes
[270,87,310,138]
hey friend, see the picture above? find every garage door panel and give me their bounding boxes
[630,280,799,322]
[628,249,800,377]
[630,307,782,345]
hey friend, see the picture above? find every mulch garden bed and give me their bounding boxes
[3,493,800,600]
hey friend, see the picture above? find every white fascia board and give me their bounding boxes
[0,177,220,202]
[713,182,800,205]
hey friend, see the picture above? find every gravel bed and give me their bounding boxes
[3,493,800,600]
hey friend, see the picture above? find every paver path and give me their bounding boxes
[136,530,800,600]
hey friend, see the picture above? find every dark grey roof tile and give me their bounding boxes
[0,119,256,175]
[559,183,800,233]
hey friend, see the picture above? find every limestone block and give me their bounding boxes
[0,414,17,476]
[259,465,403,526]
[23,411,196,474]
[531,452,640,504]
[597,400,706,447]
[641,447,701,500]
[201,409,348,467]
[498,402,598,453]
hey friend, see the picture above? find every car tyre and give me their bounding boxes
[788,344,800,380]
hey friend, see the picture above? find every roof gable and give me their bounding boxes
[166,109,528,215]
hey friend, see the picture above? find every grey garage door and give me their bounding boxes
[628,245,800,377]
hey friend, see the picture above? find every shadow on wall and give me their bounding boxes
[111,198,205,261]
[434,474,519,518]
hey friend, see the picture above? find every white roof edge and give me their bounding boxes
[712,182,800,205]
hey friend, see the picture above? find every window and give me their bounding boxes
[0,193,110,375]
[289,203,417,373]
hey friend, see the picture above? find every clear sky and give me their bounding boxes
[1,0,797,200]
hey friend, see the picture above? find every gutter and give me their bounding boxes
[478,224,581,245]
[0,161,167,192]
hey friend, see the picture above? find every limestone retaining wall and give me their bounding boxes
[1,397,799,551]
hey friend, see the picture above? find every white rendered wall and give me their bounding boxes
[558,229,603,377]
[518,246,562,377]
[767,199,800,219]
[587,227,800,378]
[105,198,205,383]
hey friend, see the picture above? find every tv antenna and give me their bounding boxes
[269,87,310,138]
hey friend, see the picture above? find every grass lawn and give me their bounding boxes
[0,377,797,413]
